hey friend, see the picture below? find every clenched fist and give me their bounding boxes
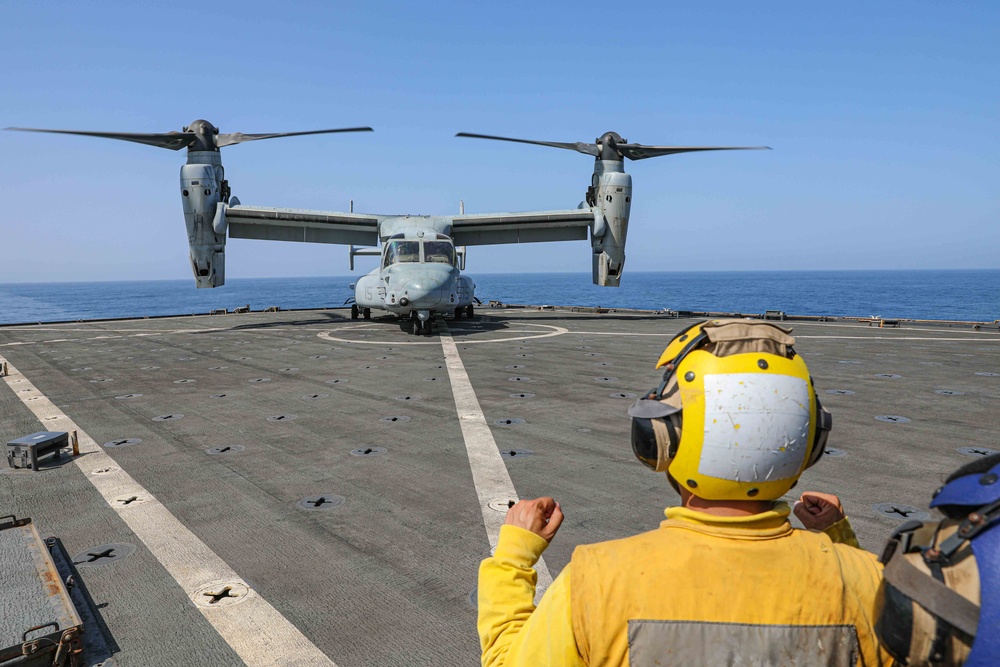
[793,491,846,531]
[504,497,564,543]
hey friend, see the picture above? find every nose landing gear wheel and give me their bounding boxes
[412,318,434,336]
[351,304,359,320]
[465,305,474,318]
[363,308,371,320]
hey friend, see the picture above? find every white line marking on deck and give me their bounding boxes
[0,355,339,667]
[794,336,1000,342]
[566,331,999,342]
[437,321,555,595]
[318,322,568,346]
[0,326,304,348]
[0,326,223,334]
[567,331,673,336]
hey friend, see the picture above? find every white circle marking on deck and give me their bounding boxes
[317,321,568,345]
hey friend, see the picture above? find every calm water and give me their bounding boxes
[0,270,996,325]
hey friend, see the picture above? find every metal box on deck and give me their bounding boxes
[6,432,68,470]
[0,516,83,666]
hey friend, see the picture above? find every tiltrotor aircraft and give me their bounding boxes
[7,122,767,335]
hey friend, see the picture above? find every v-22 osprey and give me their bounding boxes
[8,122,767,335]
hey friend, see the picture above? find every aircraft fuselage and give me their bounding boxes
[352,224,475,332]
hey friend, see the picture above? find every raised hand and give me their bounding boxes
[504,497,565,543]
[793,491,846,532]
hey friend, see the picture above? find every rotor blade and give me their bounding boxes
[4,127,195,150]
[616,145,772,161]
[216,127,373,148]
[456,132,600,157]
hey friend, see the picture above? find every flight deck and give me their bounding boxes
[1,308,998,666]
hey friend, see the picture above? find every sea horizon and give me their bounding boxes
[3,266,999,287]
[1,269,997,326]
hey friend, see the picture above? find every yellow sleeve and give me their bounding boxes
[825,518,893,666]
[478,525,585,667]
[823,514,861,548]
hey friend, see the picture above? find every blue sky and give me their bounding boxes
[1,1,997,283]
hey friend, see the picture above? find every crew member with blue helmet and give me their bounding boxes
[877,452,1000,666]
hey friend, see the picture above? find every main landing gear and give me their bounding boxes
[453,305,474,319]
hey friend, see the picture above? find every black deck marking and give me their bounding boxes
[297,494,345,511]
[206,586,236,604]
[957,446,999,457]
[872,503,930,522]
[379,415,411,423]
[207,445,245,455]
[500,449,534,458]
[875,415,911,423]
[103,438,142,447]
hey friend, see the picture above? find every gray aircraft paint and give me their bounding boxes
[5,122,766,333]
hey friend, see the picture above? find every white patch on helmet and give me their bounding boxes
[699,373,811,482]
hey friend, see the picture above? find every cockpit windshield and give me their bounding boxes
[423,241,456,266]
[383,238,456,268]
[383,240,420,268]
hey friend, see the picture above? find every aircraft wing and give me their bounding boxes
[450,208,596,246]
[226,205,381,246]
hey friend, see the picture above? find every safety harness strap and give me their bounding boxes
[883,551,980,637]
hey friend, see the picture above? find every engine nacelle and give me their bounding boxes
[180,152,227,288]
[590,161,632,287]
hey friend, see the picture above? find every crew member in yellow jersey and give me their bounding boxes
[478,320,892,666]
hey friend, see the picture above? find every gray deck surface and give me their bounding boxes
[1,308,997,666]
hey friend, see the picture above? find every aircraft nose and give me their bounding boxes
[402,276,448,303]
[390,266,457,308]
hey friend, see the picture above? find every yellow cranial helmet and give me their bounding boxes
[627,320,832,501]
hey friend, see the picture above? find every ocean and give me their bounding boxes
[0,270,996,326]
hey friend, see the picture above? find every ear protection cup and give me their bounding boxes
[807,400,832,467]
